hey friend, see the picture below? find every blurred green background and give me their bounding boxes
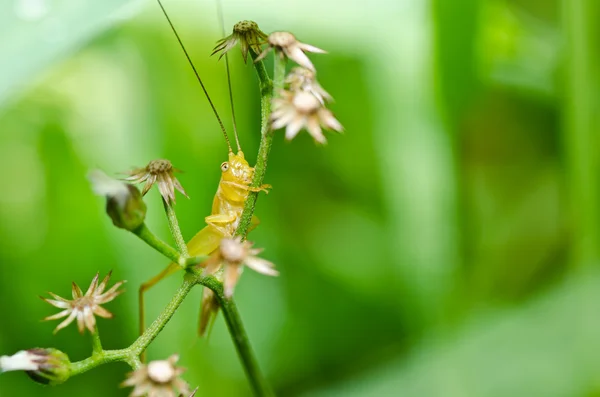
[1,0,600,395]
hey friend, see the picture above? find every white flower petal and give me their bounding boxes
[245,257,279,277]
[0,351,39,372]
[88,170,130,207]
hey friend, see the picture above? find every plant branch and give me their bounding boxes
[132,223,182,265]
[131,274,195,355]
[236,54,285,237]
[90,327,103,354]
[164,200,189,257]
[69,275,197,377]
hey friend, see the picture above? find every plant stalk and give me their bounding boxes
[164,200,189,257]
[133,223,182,264]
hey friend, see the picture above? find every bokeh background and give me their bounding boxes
[1,0,600,395]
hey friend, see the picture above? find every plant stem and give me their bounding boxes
[164,200,189,257]
[69,276,196,376]
[130,275,196,355]
[69,349,130,376]
[132,223,182,264]
[217,283,274,396]
[67,54,284,395]
[562,0,599,267]
[236,55,285,237]
[91,328,103,354]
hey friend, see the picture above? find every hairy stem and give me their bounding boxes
[131,275,195,355]
[236,54,284,237]
[90,328,103,354]
[215,54,286,396]
[164,200,189,257]
[132,223,182,264]
[69,276,196,376]
[214,279,274,396]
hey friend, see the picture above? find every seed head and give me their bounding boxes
[42,271,125,334]
[201,237,278,298]
[285,66,333,104]
[123,159,188,205]
[122,354,190,397]
[212,20,268,63]
[271,90,343,144]
[0,348,70,386]
[255,31,326,72]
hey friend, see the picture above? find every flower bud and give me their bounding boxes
[0,348,70,386]
[88,170,147,231]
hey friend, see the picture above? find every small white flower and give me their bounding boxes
[42,272,125,334]
[272,90,343,144]
[0,350,40,372]
[88,170,130,208]
[286,66,332,104]
[255,31,326,72]
[122,355,190,397]
[0,348,71,385]
[202,237,278,298]
[89,170,147,231]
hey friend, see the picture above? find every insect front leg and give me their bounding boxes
[221,180,272,194]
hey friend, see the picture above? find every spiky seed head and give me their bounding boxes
[42,271,125,334]
[123,159,188,206]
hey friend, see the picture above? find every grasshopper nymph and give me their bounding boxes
[139,0,270,338]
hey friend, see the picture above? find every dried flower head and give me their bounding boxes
[286,66,333,104]
[212,20,268,63]
[203,237,278,298]
[124,159,188,205]
[271,90,343,144]
[89,170,147,231]
[122,354,190,397]
[255,31,326,72]
[42,272,125,334]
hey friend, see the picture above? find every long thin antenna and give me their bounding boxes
[216,0,241,152]
[156,0,232,152]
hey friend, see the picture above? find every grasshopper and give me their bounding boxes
[139,0,270,337]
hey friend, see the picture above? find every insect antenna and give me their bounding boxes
[156,0,233,152]
[216,0,242,152]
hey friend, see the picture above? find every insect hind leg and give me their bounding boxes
[139,262,181,360]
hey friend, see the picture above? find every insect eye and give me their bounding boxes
[221,162,229,172]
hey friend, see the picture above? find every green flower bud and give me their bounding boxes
[88,170,147,231]
[0,348,70,386]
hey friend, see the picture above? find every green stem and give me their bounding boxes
[130,275,196,355]
[236,54,285,237]
[132,223,182,265]
[69,276,196,376]
[164,200,189,257]
[69,349,130,376]
[562,0,599,267]
[218,284,274,396]
[90,328,103,354]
